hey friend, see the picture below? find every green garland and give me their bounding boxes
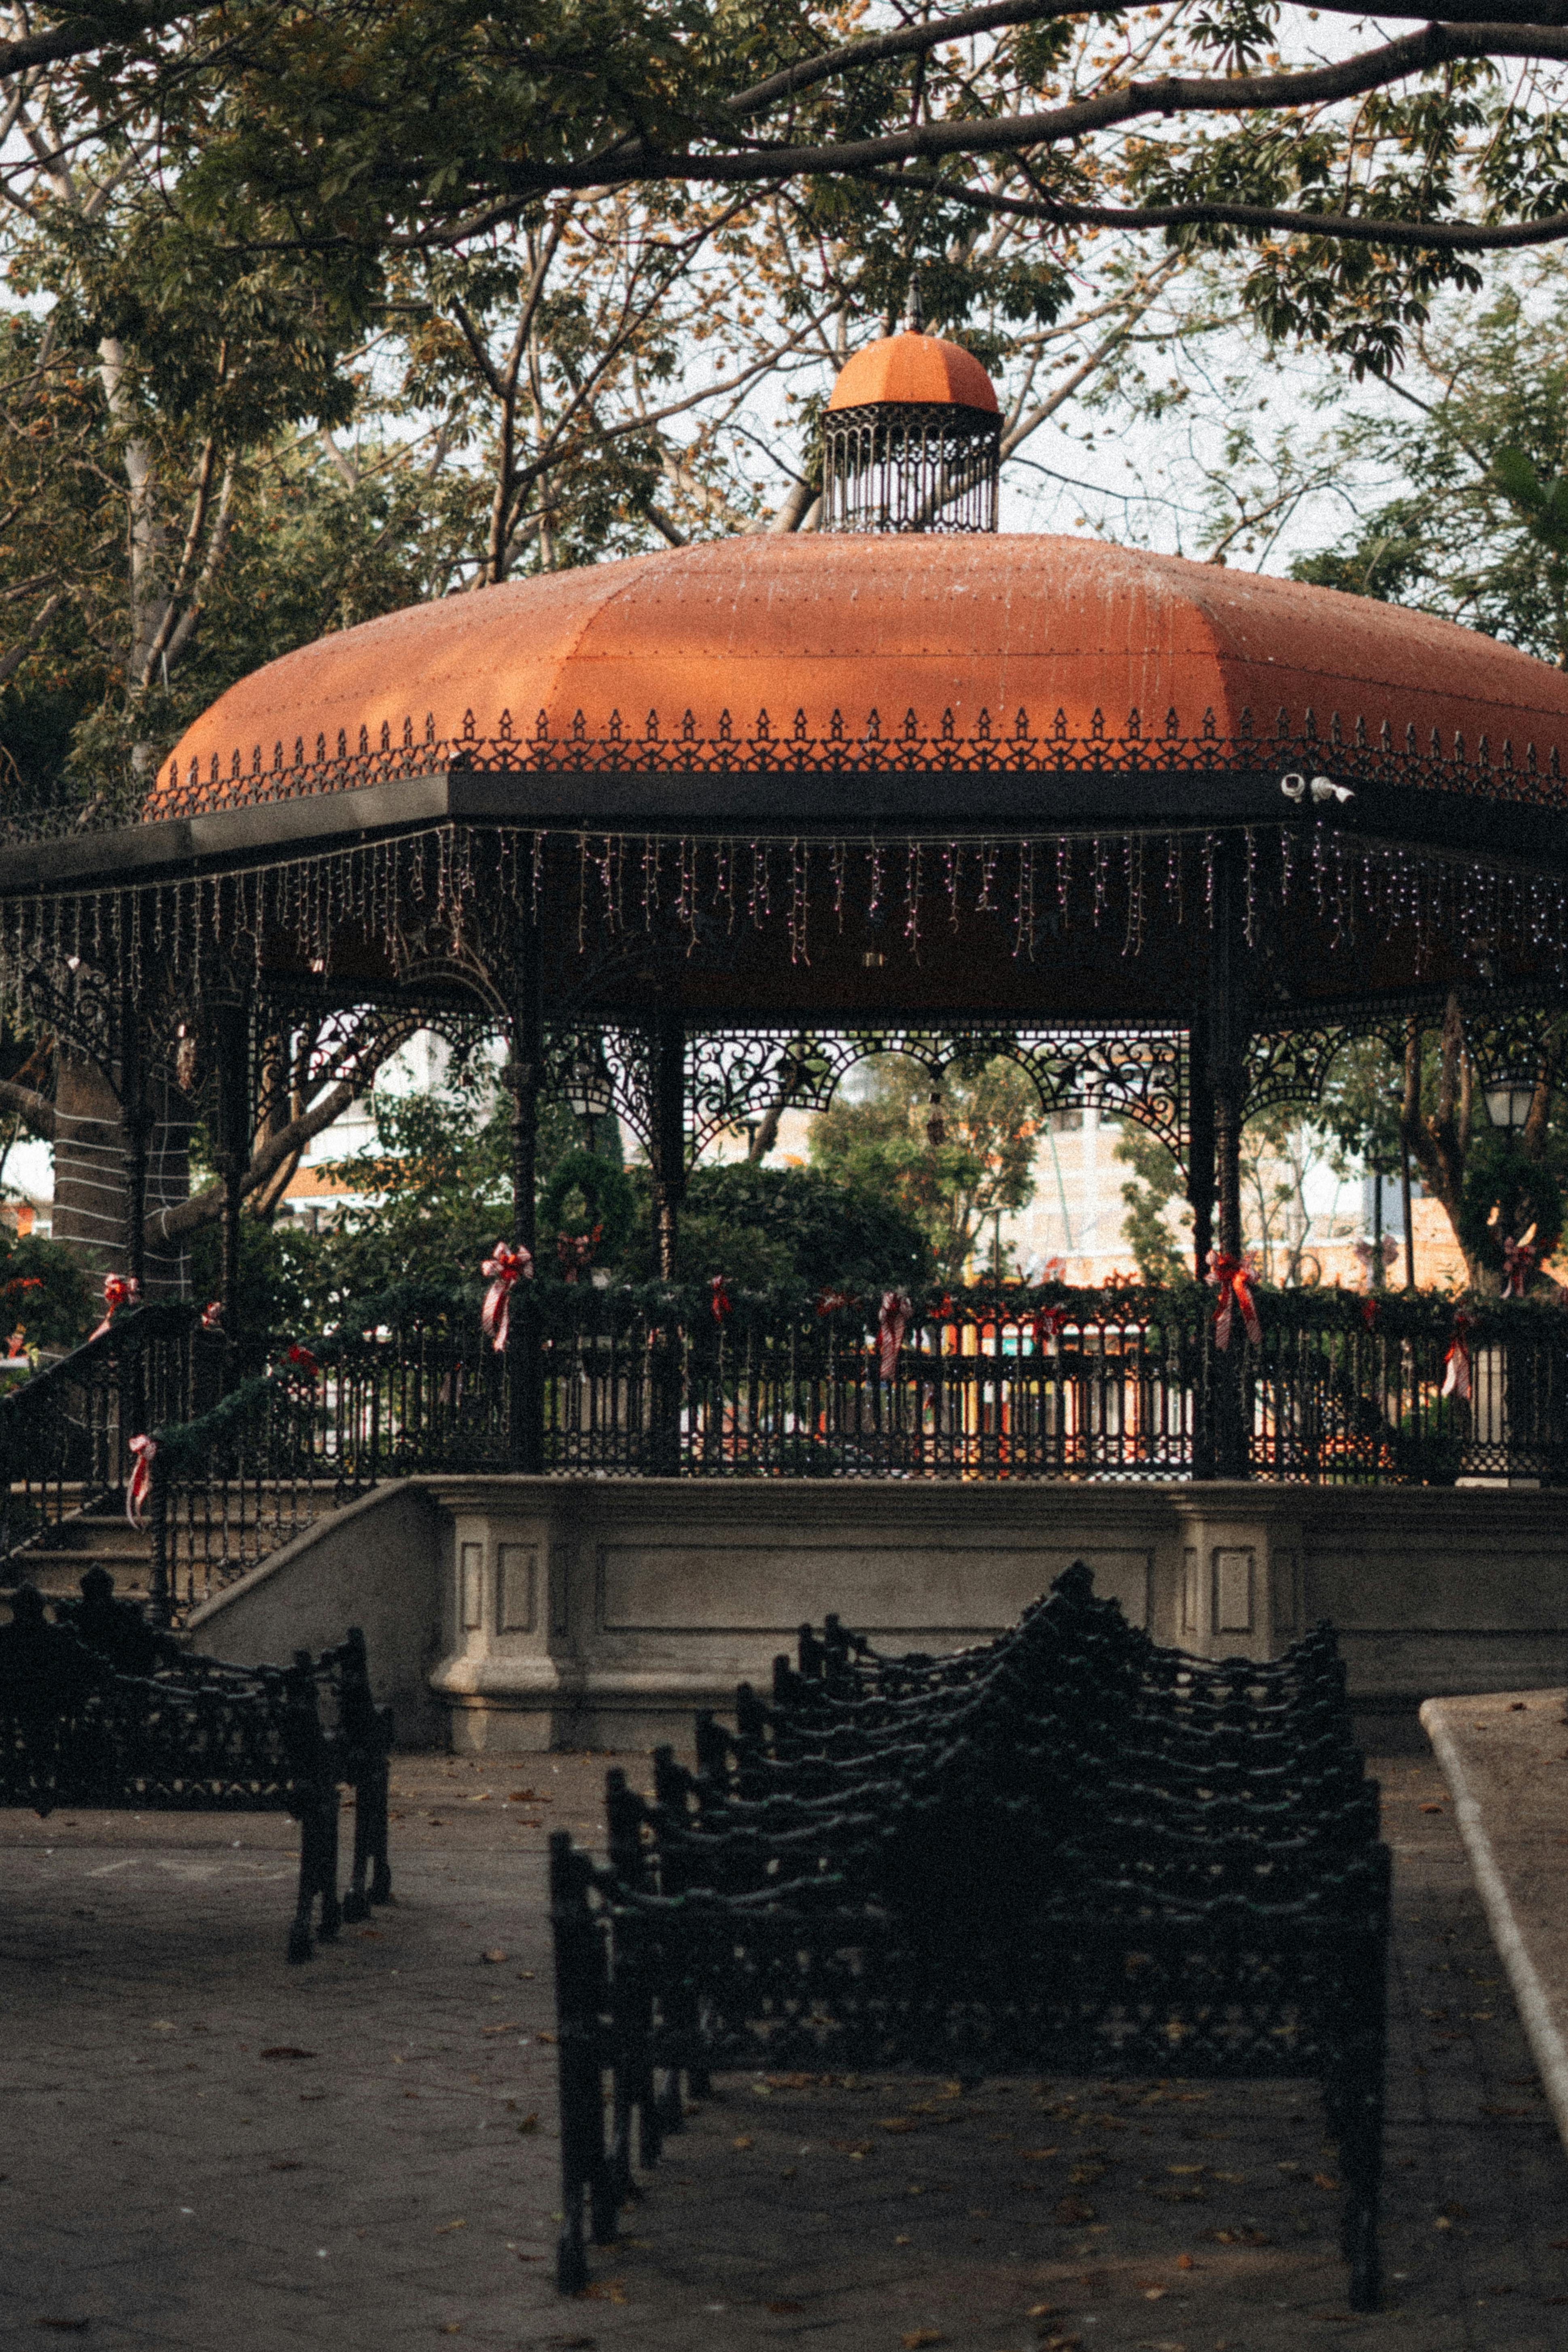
[537,1149,637,1261]
[1456,1133,1564,1279]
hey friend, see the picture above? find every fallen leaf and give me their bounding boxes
[1511,1701,1529,1711]
[902,2334,944,2349]
[516,2114,540,2135]
[259,2047,316,2062]
[1312,2174,1341,2191]
[1141,2287,1169,2300]
[731,2136,753,2152]
[767,2301,803,2315]
[1420,1804,1445,1815]
[1175,2255,1194,2271]
[435,2219,468,2235]
[574,2283,627,2305]
[1021,2147,1060,2161]
[1052,2197,1096,2225]
[480,2023,520,2036]
[482,1949,507,1964]
[879,2118,917,2134]
[1026,2307,1057,2320]
[535,2032,557,2044]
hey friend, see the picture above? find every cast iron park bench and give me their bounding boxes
[0,1568,393,1961]
[548,1563,1391,2311]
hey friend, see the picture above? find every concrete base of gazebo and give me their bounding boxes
[185,1475,1568,1753]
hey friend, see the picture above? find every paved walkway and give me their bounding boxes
[3,1751,1567,2350]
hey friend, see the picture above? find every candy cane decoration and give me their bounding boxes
[480,1243,533,1352]
[1441,1309,1474,1402]
[126,1434,157,1529]
[89,1272,140,1342]
[878,1290,912,1380]
[1208,1251,1261,1350]
[815,1287,859,1317]
[1502,1236,1537,1299]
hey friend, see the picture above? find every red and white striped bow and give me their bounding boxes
[815,1287,859,1317]
[878,1290,912,1380]
[710,1274,732,1322]
[1441,1309,1475,1402]
[200,1299,223,1330]
[480,1243,533,1352]
[1208,1251,1261,1350]
[1034,1305,1068,1353]
[90,1272,139,1342]
[1502,1236,1537,1299]
[126,1433,156,1529]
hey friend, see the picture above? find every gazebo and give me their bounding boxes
[4,327,1568,1737]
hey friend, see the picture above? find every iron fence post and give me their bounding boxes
[148,1453,172,1628]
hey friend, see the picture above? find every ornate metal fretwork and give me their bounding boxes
[149,711,1568,823]
[821,400,1000,534]
[682,1024,1187,1163]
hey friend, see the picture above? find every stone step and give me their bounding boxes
[42,1519,154,1556]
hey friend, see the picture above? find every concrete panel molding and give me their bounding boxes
[188,1475,1568,1754]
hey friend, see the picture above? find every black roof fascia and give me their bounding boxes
[0,762,1565,896]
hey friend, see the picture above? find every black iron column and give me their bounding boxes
[212,998,251,1365]
[649,1003,685,1476]
[650,1003,685,1280]
[119,991,149,1298]
[1186,1011,1216,1284]
[1206,840,1250,1478]
[508,910,545,1475]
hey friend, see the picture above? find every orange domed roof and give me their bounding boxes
[826,330,999,415]
[151,534,1568,824]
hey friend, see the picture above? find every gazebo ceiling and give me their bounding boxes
[150,535,1568,852]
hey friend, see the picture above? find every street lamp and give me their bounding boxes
[565,1052,614,1150]
[1483,1075,1537,1133]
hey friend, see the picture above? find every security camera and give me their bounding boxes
[1279,772,1307,802]
[1310,775,1354,805]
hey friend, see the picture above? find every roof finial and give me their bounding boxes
[906,273,924,335]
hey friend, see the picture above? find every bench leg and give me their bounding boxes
[343,1772,374,1924]
[317,1790,342,1942]
[288,1809,320,1964]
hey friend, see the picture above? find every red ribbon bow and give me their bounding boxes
[200,1300,223,1330]
[556,1224,602,1284]
[1502,1236,1537,1299]
[89,1272,140,1342]
[1442,1309,1475,1401]
[1207,1251,1261,1350]
[815,1287,859,1317]
[1361,1296,1380,1330]
[480,1243,533,1351]
[878,1290,911,1380]
[710,1274,732,1322]
[126,1434,156,1529]
[286,1343,319,1376]
[1034,1305,1068,1352]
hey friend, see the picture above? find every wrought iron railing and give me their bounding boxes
[0,1301,213,1569]
[9,1281,1558,1623]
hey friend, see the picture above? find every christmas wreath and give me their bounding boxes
[538,1150,637,1268]
[1456,1132,1564,1281]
